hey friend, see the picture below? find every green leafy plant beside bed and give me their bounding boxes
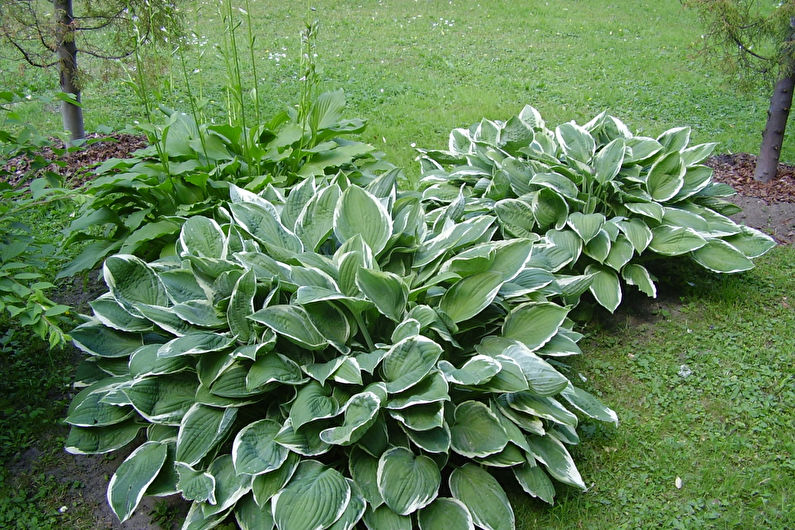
[65,176,616,529]
[417,106,776,312]
[59,89,390,279]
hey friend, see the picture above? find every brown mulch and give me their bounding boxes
[2,133,147,188]
[706,153,795,204]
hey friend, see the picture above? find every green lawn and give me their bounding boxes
[1,1,793,528]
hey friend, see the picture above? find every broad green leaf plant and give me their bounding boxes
[65,175,616,529]
[417,106,776,312]
[59,89,389,279]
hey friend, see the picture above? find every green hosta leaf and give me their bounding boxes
[439,271,504,323]
[252,452,300,508]
[107,441,167,522]
[179,216,226,259]
[290,381,341,430]
[649,225,706,256]
[529,172,580,200]
[449,464,515,530]
[502,302,568,351]
[617,218,653,253]
[624,201,664,223]
[303,357,346,387]
[349,446,384,508]
[691,239,754,273]
[65,382,133,427]
[489,239,534,281]
[176,463,217,504]
[230,202,303,260]
[450,401,509,458]
[356,268,409,322]
[235,493,275,530]
[560,384,619,425]
[513,463,555,505]
[418,497,474,530]
[247,352,305,389]
[232,419,289,475]
[71,322,142,358]
[389,402,444,432]
[203,454,252,517]
[172,300,225,328]
[320,391,382,445]
[494,199,536,238]
[594,137,625,184]
[182,501,228,530]
[532,188,568,230]
[272,460,351,530]
[604,235,635,271]
[585,264,621,313]
[295,184,342,251]
[123,374,197,425]
[227,270,256,343]
[622,264,657,298]
[386,371,449,410]
[334,185,392,255]
[438,355,500,386]
[723,226,776,258]
[103,255,168,315]
[527,434,586,490]
[176,404,237,466]
[362,505,412,530]
[646,151,685,201]
[583,229,611,264]
[328,479,367,530]
[555,122,595,163]
[89,296,151,332]
[65,421,142,455]
[377,447,441,515]
[275,419,333,456]
[382,336,444,393]
[119,220,181,255]
[499,267,556,298]
[657,126,691,153]
[129,343,192,377]
[158,331,234,358]
[507,392,578,428]
[250,304,327,350]
[567,212,605,244]
[499,343,569,396]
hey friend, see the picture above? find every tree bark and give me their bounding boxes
[754,17,794,182]
[54,0,85,143]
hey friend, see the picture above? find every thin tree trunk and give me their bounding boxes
[54,0,84,143]
[754,17,795,183]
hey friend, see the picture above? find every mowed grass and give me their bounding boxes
[1,1,793,528]
[2,0,791,177]
[514,245,795,529]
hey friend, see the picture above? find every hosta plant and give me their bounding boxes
[65,176,616,529]
[59,89,390,278]
[417,106,776,312]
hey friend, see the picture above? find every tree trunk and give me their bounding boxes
[54,0,84,143]
[754,17,795,182]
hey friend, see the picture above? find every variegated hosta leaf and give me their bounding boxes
[527,434,586,490]
[449,464,515,530]
[502,302,568,351]
[176,404,237,466]
[334,185,393,255]
[513,463,556,505]
[320,391,382,445]
[232,419,289,475]
[272,460,351,530]
[439,271,504,323]
[108,441,168,522]
[418,497,475,530]
[585,264,622,313]
[690,239,754,273]
[249,304,327,350]
[103,254,168,316]
[381,336,444,394]
[377,447,441,515]
[176,462,217,504]
[450,401,509,458]
[362,504,412,530]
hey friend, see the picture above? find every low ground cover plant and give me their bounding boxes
[417,106,776,312]
[65,174,617,529]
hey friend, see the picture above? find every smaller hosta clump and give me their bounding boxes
[65,175,615,529]
[417,106,776,312]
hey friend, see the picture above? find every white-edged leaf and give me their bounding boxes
[272,460,351,530]
[502,302,568,351]
[334,185,392,255]
[377,447,441,515]
[382,336,444,393]
[621,263,657,298]
[232,419,289,475]
[513,463,555,505]
[450,401,509,458]
[585,264,622,313]
[690,239,754,273]
[439,271,504,323]
[418,497,474,530]
[107,441,167,522]
[449,464,515,530]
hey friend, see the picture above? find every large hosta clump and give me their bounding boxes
[65,175,616,529]
[417,106,776,312]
